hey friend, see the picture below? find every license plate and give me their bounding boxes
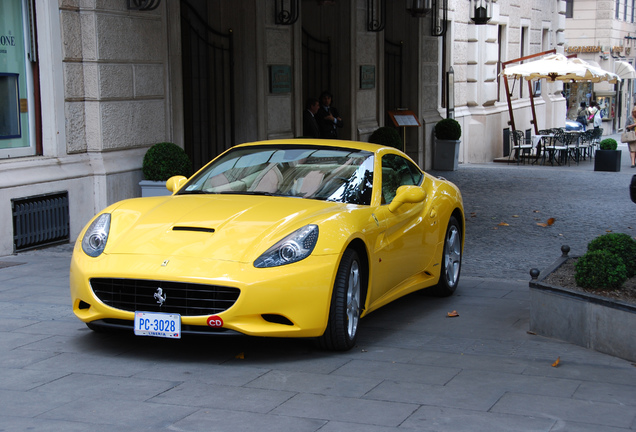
[134,311,181,339]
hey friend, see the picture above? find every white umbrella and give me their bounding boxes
[502,54,620,84]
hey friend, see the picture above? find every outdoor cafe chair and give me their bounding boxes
[544,130,569,165]
[590,128,603,155]
[508,130,533,165]
[564,130,584,164]
[533,129,554,164]
[578,130,594,160]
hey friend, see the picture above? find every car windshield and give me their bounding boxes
[179,145,375,205]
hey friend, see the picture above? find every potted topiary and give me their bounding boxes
[140,142,192,197]
[594,138,621,172]
[433,118,462,171]
[369,126,403,150]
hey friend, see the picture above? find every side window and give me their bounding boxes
[381,154,423,204]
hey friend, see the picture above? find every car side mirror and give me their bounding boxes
[388,185,426,213]
[166,176,188,193]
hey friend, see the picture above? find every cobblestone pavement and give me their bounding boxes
[431,137,636,281]
[0,138,634,431]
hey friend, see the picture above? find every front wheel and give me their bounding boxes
[430,215,462,297]
[316,249,362,351]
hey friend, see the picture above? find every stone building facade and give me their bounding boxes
[0,0,569,256]
[562,0,636,133]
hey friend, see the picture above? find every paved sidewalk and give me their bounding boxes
[0,139,635,431]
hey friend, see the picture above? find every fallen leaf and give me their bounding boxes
[526,330,537,335]
[235,352,245,359]
[606,230,613,232]
[498,222,509,226]
[512,215,519,218]
[547,218,556,226]
[447,310,459,317]
[533,210,540,213]
[552,356,560,367]
[537,223,548,227]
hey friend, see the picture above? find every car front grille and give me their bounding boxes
[90,278,240,316]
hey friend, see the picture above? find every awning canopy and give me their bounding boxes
[615,61,636,80]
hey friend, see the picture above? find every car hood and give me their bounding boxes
[104,195,344,262]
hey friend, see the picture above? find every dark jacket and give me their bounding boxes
[315,106,344,139]
[303,109,321,138]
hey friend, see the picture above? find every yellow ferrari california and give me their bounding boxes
[70,139,464,351]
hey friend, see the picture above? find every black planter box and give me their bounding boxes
[594,149,621,172]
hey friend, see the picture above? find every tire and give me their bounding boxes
[430,215,462,297]
[316,249,362,351]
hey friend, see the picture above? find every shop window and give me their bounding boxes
[0,73,21,139]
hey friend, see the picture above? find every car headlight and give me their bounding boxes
[81,213,111,257]
[254,225,319,268]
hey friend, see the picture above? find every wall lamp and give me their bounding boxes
[406,0,447,37]
[469,0,492,25]
[275,0,300,25]
[127,0,161,11]
[406,0,432,17]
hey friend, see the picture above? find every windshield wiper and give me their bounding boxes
[179,190,212,195]
[217,191,282,197]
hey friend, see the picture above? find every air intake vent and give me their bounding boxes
[12,192,70,252]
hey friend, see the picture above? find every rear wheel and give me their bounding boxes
[317,249,361,351]
[430,215,462,297]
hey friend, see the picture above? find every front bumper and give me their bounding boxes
[70,245,340,338]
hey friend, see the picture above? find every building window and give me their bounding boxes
[520,26,527,98]
[565,0,573,18]
[497,25,505,102]
[616,0,621,19]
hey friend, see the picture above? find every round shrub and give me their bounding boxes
[434,118,462,140]
[369,127,402,149]
[142,142,192,181]
[575,250,627,290]
[599,138,618,150]
[587,233,636,277]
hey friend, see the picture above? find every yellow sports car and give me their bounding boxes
[70,139,464,351]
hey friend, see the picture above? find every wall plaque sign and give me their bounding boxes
[269,65,292,93]
[360,65,375,89]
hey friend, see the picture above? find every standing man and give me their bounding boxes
[316,91,343,139]
[303,98,321,138]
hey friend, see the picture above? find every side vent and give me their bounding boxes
[12,192,70,252]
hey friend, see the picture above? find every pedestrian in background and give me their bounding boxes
[625,106,636,168]
[303,97,321,138]
[576,101,588,131]
[316,91,343,139]
[588,101,602,129]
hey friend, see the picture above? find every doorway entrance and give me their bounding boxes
[180,0,235,171]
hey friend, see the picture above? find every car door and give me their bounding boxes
[367,153,436,305]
